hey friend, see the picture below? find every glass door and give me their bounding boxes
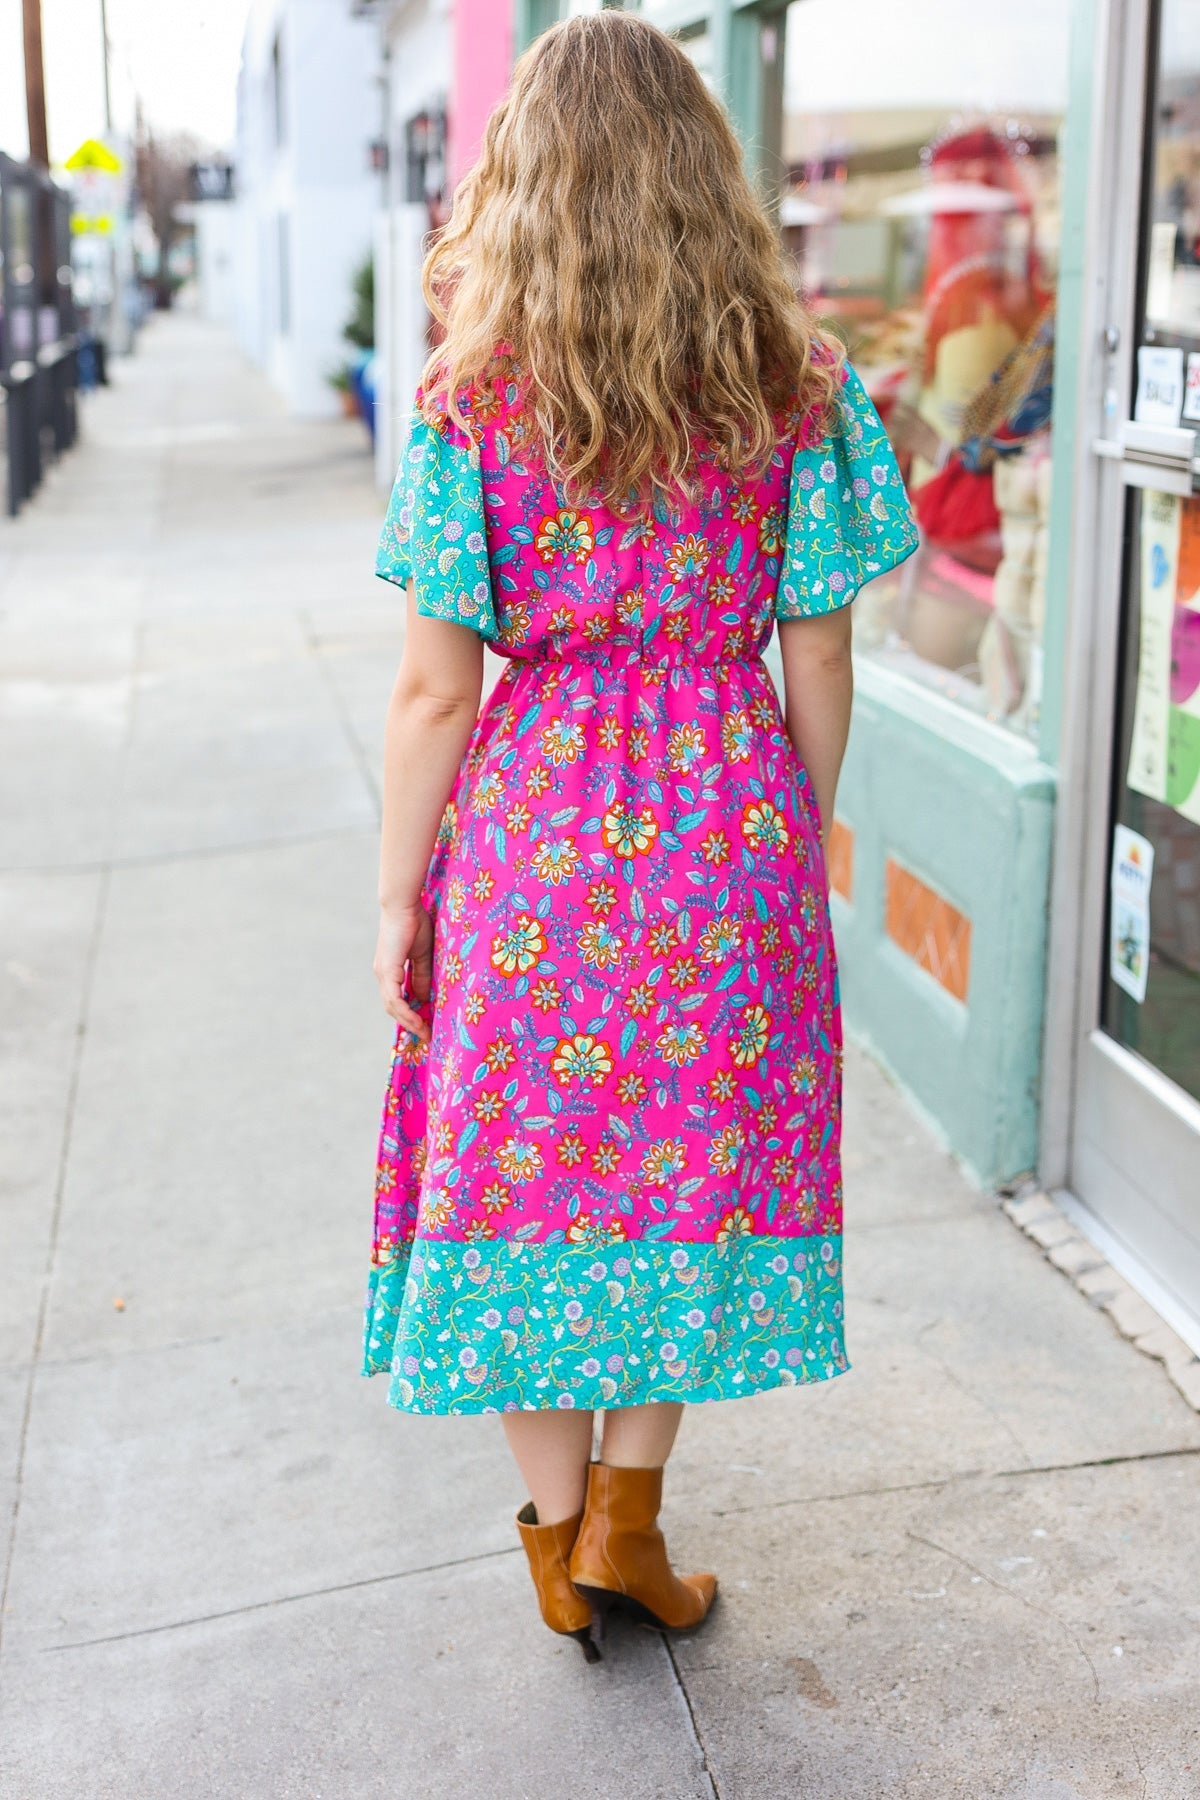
[1104,0,1200,1102]
[1071,0,1200,1337]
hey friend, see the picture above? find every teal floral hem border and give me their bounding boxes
[361,1234,849,1416]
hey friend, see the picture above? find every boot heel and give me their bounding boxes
[574,1583,618,1633]
[569,1624,603,1663]
[576,1581,668,1632]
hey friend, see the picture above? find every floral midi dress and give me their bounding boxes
[362,358,918,1415]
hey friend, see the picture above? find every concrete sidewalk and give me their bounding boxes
[2,310,1198,1800]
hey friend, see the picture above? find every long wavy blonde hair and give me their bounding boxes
[420,10,843,512]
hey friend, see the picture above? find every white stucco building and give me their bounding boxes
[189,199,238,327]
[232,0,381,416]
[366,0,452,486]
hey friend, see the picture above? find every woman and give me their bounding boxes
[364,11,918,1662]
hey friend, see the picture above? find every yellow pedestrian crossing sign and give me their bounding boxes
[64,138,123,174]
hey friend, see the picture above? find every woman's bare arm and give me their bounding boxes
[373,586,484,1036]
[777,608,854,858]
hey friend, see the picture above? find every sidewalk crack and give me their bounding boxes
[663,1635,723,1800]
[299,606,382,816]
[914,1314,1034,1468]
[4,820,377,879]
[906,1528,1101,1703]
[711,1442,1200,1520]
[0,863,113,1660]
[39,1544,522,1654]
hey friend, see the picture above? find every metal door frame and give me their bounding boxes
[1042,0,1200,1350]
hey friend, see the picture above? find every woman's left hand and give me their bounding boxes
[373,903,435,1040]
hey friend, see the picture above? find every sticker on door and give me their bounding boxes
[1110,824,1156,1005]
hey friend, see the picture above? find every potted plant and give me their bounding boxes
[326,363,359,418]
[341,255,376,439]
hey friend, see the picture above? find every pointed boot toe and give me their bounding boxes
[683,1570,718,1615]
[568,1463,718,1633]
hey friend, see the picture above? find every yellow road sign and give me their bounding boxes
[65,138,123,174]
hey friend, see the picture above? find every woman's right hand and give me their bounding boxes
[373,902,434,1040]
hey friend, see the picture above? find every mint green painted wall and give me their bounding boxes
[765,646,1057,1188]
[834,666,1057,1186]
[513,0,558,53]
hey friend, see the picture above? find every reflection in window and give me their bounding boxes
[782,0,1068,738]
[1145,8,1200,334]
[271,31,286,148]
[277,211,290,335]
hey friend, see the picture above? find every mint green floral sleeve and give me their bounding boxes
[776,361,920,618]
[375,397,499,640]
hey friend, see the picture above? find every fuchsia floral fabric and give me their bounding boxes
[362,358,919,1414]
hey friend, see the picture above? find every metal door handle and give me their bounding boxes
[1093,422,1200,495]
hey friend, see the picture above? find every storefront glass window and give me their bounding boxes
[782,0,1069,738]
[1101,0,1200,1105]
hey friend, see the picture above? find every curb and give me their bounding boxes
[1001,1190,1200,1414]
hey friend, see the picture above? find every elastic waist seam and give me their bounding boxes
[507,649,767,669]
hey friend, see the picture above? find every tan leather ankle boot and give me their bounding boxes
[515,1501,601,1662]
[567,1463,717,1631]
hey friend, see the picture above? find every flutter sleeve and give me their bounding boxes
[776,360,920,619]
[374,393,499,641]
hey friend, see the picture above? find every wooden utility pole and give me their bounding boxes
[22,0,50,168]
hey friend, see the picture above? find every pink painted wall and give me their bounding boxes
[449,0,515,191]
